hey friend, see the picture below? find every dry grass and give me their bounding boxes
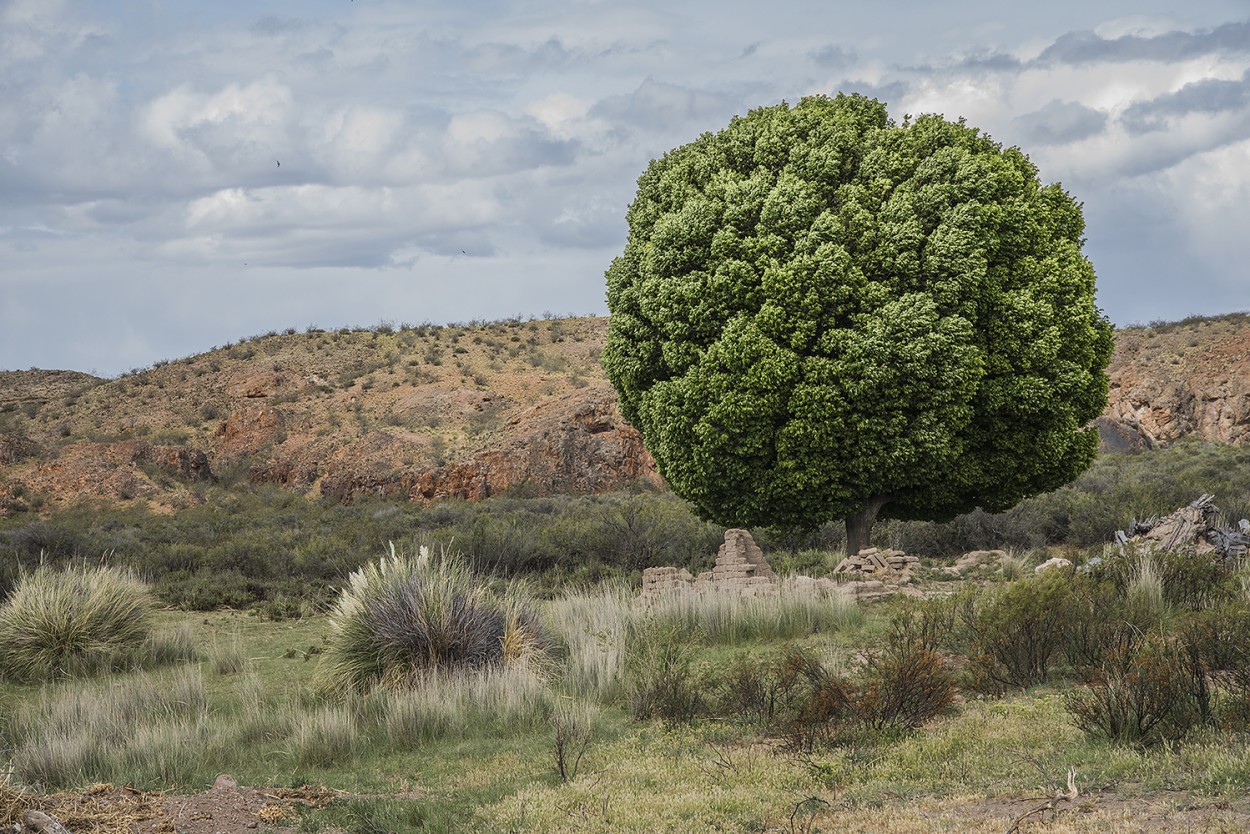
[0,565,154,681]
[316,544,549,696]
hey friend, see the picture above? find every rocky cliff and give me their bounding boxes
[1,313,1246,513]
[1099,313,1250,451]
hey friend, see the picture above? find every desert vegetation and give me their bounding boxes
[4,533,1250,831]
[1,438,1247,610]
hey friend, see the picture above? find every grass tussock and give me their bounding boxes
[0,565,154,681]
[316,544,549,697]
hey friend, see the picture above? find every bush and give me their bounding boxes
[852,639,956,733]
[1091,549,1232,613]
[0,566,154,681]
[623,620,705,723]
[316,545,548,696]
[1062,576,1138,668]
[1065,633,1209,746]
[961,574,1073,691]
[714,647,847,738]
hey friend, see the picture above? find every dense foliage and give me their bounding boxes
[604,93,1113,548]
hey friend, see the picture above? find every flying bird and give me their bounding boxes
[276,160,280,168]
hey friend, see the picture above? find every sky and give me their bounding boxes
[3,1,1249,377]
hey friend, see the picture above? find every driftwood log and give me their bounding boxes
[1119,494,1250,559]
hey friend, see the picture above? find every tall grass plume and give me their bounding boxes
[0,565,154,681]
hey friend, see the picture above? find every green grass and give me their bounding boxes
[8,573,1250,832]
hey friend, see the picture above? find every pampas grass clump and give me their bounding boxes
[0,565,154,681]
[317,544,548,696]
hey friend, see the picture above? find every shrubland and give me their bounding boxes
[1,439,1247,611]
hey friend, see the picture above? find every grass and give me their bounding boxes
[315,544,548,696]
[7,571,1250,832]
[0,565,166,681]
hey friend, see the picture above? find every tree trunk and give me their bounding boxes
[845,495,891,555]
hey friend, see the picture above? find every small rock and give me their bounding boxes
[954,549,1006,571]
[21,811,71,834]
[1034,557,1073,575]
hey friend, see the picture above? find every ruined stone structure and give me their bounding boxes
[641,529,780,599]
[1116,494,1250,560]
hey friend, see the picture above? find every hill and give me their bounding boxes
[1,313,1247,514]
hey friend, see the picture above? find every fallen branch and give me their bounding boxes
[1005,769,1079,834]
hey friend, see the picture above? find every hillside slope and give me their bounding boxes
[0,317,658,512]
[1,313,1247,513]
[1098,313,1250,451]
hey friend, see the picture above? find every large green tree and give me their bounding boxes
[602,93,1114,553]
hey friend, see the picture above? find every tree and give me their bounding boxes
[602,94,1113,553]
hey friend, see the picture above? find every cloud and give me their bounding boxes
[809,43,856,70]
[5,2,1250,374]
[1120,71,1250,133]
[590,77,743,134]
[1013,99,1108,145]
[1037,19,1250,65]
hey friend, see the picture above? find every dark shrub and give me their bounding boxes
[1065,633,1210,746]
[851,637,956,733]
[713,647,849,750]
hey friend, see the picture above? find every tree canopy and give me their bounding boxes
[602,93,1114,551]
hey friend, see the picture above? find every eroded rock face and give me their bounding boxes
[214,405,287,459]
[22,440,211,506]
[318,388,660,504]
[1101,326,1250,448]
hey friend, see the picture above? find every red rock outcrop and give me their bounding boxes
[319,385,660,503]
[1101,323,1250,448]
[22,440,211,506]
[214,405,287,459]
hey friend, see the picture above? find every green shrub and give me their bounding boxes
[623,620,705,723]
[1092,549,1231,613]
[0,566,154,681]
[1062,576,1138,668]
[1065,633,1210,746]
[961,574,1073,691]
[316,545,548,696]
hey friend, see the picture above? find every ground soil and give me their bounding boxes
[9,782,1250,833]
[6,779,339,834]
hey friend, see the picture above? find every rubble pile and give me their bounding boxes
[832,547,921,581]
[641,529,780,599]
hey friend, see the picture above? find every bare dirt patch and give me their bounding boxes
[4,779,341,834]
